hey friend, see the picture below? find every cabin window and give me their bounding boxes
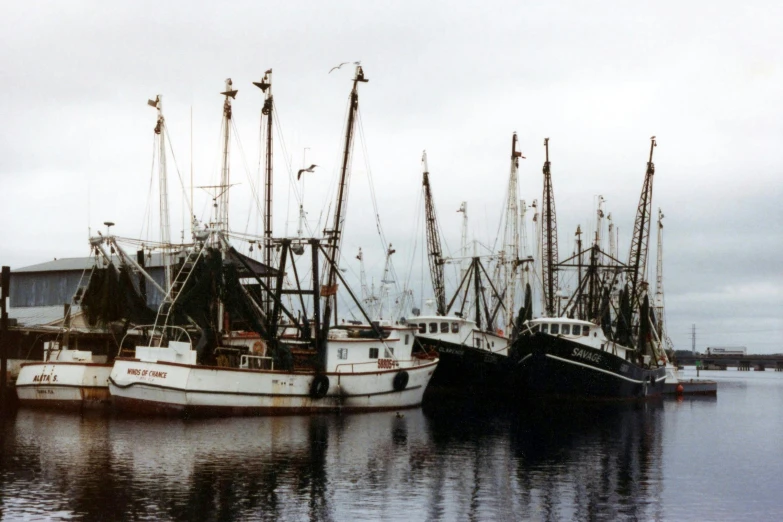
[429,323,438,334]
[441,322,449,333]
[551,324,560,334]
[541,324,548,333]
[530,324,540,333]
[418,323,426,334]
[582,326,590,336]
[475,338,483,349]
[337,348,348,360]
[562,324,571,335]
[491,342,495,347]
[404,334,410,345]
[451,323,460,333]
[369,347,379,359]
[388,347,395,356]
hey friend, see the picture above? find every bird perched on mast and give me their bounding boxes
[297,164,318,180]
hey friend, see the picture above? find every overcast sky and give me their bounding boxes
[1,1,781,353]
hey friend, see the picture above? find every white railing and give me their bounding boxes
[240,354,274,371]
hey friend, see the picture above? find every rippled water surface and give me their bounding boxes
[2,369,783,521]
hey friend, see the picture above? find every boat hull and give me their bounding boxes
[109,357,438,417]
[15,362,112,410]
[514,333,666,399]
[421,339,512,396]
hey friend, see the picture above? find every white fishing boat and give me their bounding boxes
[15,341,112,409]
[109,324,436,416]
[109,66,438,416]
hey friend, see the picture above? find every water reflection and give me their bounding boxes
[1,399,665,521]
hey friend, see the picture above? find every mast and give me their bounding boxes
[457,201,468,305]
[502,132,523,331]
[253,70,274,318]
[148,94,172,291]
[422,151,446,315]
[575,225,583,319]
[541,138,559,317]
[321,65,367,332]
[217,79,237,236]
[627,136,657,310]
[654,208,665,341]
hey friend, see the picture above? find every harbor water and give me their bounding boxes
[1,369,782,521]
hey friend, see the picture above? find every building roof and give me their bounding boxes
[13,254,168,273]
[13,250,277,276]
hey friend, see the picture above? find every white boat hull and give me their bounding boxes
[109,357,438,416]
[15,362,112,409]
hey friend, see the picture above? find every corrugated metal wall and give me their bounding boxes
[10,268,166,308]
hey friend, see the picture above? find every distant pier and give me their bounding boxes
[677,353,783,371]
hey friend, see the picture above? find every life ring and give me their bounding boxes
[309,374,329,399]
[393,370,409,391]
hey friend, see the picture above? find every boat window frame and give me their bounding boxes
[551,324,560,335]
[541,324,548,333]
[582,325,590,336]
[451,322,460,333]
[562,324,571,335]
[429,323,438,334]
[369,347,379,359]
[418,323,426,334]
[337,347,348,360]
[440,322,449,333]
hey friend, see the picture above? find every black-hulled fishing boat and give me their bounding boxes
[510,137,667,399]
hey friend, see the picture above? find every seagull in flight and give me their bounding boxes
[297,164,318,180]
[329,61,361,73]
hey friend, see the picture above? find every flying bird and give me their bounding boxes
[297,164,318,180]
[329,61,361,73]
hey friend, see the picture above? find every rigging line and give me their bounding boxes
[139,133,158,243]
[356,109,403,299]
[163,126,194,231]
[229,119,265,241]
[315,94,354,239]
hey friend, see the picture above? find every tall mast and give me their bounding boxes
[457,201,468,303]
[520,199,529,287]
[607,213,616,261]
[217,79,237,236]
[422,151,446,315]
[654,208,665,340]
[322,65,367,331]
[541,138,559,317]
[148,94,172,291]
[627,137,657,310]
[253,70,274,317]
[503,132,523,330]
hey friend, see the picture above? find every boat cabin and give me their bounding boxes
[412,315,509,355]
[524,317,629,359]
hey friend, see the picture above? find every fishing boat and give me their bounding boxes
[412,138,534,396]
[108,67,438,416]
[14,95,182,410]
[15,341,112,409]
[511,137,666,399]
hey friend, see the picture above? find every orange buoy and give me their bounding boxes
[676,384,684,395]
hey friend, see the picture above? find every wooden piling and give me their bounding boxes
[1,266,10,414]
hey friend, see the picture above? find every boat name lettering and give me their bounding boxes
[32,373,57,383]
[438,347,462,355]
[127,368,167,379]
[571,348,602,364]
[377,358,399,369]
[35,389,54,395]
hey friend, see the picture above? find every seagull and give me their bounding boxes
[329,61,361,73]
[297,164,318,180]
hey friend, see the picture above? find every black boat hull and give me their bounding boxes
[513,333,666,399]
[419,338,512,397]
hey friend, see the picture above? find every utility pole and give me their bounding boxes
[691,324,696,355]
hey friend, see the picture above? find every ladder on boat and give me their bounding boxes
[154,249,202,341]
